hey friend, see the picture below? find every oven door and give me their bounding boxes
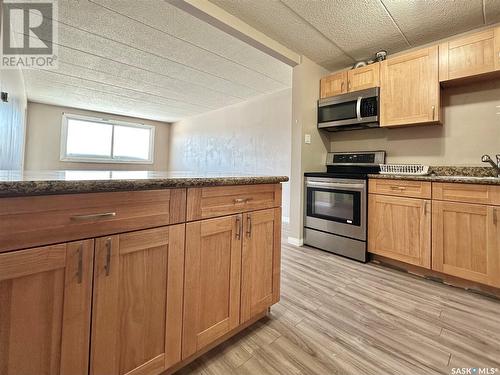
[304,178,366,241]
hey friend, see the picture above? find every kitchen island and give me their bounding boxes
[0,171,288,375]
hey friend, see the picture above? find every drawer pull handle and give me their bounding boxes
[77,244,83,284]
[104,238,112,276]
[247,214,252,238]
[390,186,406,190]
[71,212,116,222]
[234,198,253,204]
[235,216,241,239]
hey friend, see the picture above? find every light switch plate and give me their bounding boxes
[304,134,311,144]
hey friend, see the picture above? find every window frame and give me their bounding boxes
[60,113,155,164]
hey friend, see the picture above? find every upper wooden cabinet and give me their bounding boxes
[439,27,500,82]
[241,208,281,323]
[432,201,500,287]
[368,194,431,268]
[347,63,380,92]
[319,63,380,99]
[182,215,242,359]
[90,225,185,375]
[380,46,440,127]
[0,240,94,375]
[320,71,347,98]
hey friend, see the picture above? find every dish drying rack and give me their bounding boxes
[379,164,430,176]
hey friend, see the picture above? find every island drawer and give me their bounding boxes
[368,179,431,199]
[0,189,186,253]
[187,184,281,221]
[433,183,500,205]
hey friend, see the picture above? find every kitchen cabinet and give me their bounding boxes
[241,208,281,323]
[432,201,500,287]
[90,225,185,375]
[0,240,94,375]
[380,46,440,127]
[182,215,242,359]
[368,194,431,268]
[320,71,347,98]
[346,63,380,92]
[439,27,500,82]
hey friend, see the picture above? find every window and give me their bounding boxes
[60,114,155,164]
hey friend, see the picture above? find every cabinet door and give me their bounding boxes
[432,201,500,287]
[241,208,281,323]
[0,240,94,375]
[347,63,380,91]
[439,28,499,82]
[368,194,431,268]
[90,225,185,375]
[320,71,347,98]
[182,215,242,358]
[380,46,440,127]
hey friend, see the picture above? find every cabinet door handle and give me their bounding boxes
[347,81,351,91]
[341,81,344,91]
[423,201,430,216]
[104,238,112,276]
[494,208,498,226]
[77,244,83,284]
[71,212,116,222]
[235,216,241,239]
[246,214,252,238]
[432,105,435,120]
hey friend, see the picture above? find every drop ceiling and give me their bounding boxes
[22,0,292,123]
[209,0,500,71]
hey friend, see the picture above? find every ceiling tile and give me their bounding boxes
[210,0,355,67]
[381,0,484,46]
[281,0,410,61]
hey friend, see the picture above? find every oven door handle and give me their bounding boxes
[306,181,366,190]
[356,96,362,120]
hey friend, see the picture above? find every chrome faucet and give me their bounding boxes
[481,154,500,177]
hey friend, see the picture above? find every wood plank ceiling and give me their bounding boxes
[210,0,500,71]
[22,0,292,122]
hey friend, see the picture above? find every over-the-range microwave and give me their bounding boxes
[317,87,379,131]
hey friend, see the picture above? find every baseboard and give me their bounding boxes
[287,236,303,246]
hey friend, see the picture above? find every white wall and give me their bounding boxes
[330,80,500,165]
[168,88,292,221]
[288,57,329,244]
[0,68,27,170]
[24,102,171,171]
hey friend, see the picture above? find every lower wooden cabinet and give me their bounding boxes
[90,225,185,375]
[368,194,431,268]
[182,215,242,359]
[432,201,500,287]
[0,240,94,375]
[241,208,281,323]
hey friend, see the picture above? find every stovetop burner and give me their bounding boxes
[305,151,386,178]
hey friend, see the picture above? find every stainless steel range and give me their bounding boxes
[304,151,385,262]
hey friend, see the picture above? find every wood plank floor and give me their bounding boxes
[175,242,500,375]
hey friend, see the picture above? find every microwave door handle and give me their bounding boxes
[356,97,362,120]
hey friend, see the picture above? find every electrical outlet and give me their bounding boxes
[304,134,311,144]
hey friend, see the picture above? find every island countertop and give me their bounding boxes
[0,170,289,197]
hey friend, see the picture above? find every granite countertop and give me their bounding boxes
[368,166,500,185]
[0,170,289,198]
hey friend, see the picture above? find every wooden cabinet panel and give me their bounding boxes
[0,240,94,375]
[320,71,347,98]
[380,46,440,127]
[347,63,380,91]
[368,179,431,199]
[432,201,500,287]
[182,215,242,358]
[368,194,431,268]
[241,208,281,323]
[433,182,500,205]
[187,184,281,221]
[90,225,185,375]
[0,189,186,253]
[439,28,498,82]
